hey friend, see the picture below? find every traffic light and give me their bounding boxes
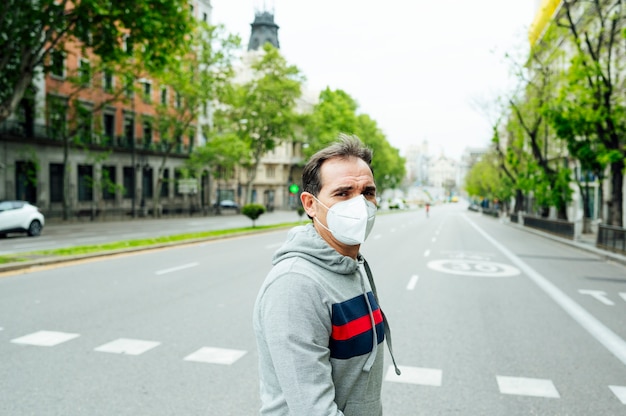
[289,183,300,194]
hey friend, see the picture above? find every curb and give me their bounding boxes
[0,226,290,275]
[504,219,626,268]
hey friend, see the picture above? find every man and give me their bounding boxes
[253,134,400,415]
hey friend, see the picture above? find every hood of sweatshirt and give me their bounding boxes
[272,223,360,274]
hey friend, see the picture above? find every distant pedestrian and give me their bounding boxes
[253,134,400,415]
[425,202,430,218]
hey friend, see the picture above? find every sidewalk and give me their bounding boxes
[506,219,626,268]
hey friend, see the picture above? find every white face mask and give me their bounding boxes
[313,194,377,246]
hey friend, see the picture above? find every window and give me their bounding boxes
[47,95,67,140]
[124,35,133,55]
[78,58,91,86]
[125,76,134,98]
[77,165,93,201]
[174,168,183,196]
[50,50,65,78]
[103,112,115,144]
[123,112,135,146]
[50,163,64,202]
[143,120,152,147]
[187,128,195,152]
[142,167,153,199]
[160,86,168,105]
[160,168,169,198]
[142,81,152,102]
[175,91,182,109]
[123,166,135,199]
[175,134,183,153]
[15,161,37,203]
[76,104,93,143]
[103,70,114,92]
[266,165,276,178]
[202,12,207,22]
[102,165,116,200]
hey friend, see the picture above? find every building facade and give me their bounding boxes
[0,2,311,219]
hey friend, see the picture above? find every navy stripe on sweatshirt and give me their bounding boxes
[329,292,385,359]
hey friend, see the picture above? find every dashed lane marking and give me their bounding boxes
[385,366,442,386]
[10,330,79,347]
[155,262,199,275]
[184,346,247,365]
[406,275,419,291]
[496,376,560,398]
[94,338,161,355]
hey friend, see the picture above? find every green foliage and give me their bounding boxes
[215,44,304,203]
[156,22,239,158]
[242,203,266,227]
[0,0,195,121]
[303,88,360,156]
[302,88,405,190]
[464,151,514,203]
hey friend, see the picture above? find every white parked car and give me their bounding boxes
[0,200,45,237]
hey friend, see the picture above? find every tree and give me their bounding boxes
[302,88,405,191]
[465,150,514,207]
[491,117,528,213]
[215,43,304,204]
[543,0,626,226]
[355,114,405,190]
[153,22,240,216]
[509,52,572,219]
[242,203,266,227]
[302,88,360,157]
[0,0,194,123]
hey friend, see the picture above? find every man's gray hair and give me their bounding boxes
[302,133,373,196]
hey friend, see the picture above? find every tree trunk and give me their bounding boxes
[608,159,624,227]
[514,189,524,212]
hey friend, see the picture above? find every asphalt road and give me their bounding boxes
[1,204,625,415]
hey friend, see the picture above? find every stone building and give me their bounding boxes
[0,2,313,219]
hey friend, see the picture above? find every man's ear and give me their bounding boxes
[300,192,316,218]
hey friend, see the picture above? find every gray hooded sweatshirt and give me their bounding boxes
[253,223,399,415]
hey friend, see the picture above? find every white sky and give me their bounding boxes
[210,0,535,160]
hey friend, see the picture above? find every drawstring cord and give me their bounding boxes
[360,272,378,372]
[362,259,402,376]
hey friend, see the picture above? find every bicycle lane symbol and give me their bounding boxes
[427,259,521,277]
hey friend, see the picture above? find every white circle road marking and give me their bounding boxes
[427,259,521,277]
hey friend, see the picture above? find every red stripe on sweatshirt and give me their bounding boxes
[331,309,383,341]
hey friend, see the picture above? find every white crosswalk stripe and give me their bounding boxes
[184,346,247,365]
[385,365,442,386]
[6,329,625,405]
[609,385,626,405]
[496,375,560,398]
[10,330,79,347]
[94,338,161,355]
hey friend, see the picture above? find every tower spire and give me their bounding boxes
[247,4,279,51]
